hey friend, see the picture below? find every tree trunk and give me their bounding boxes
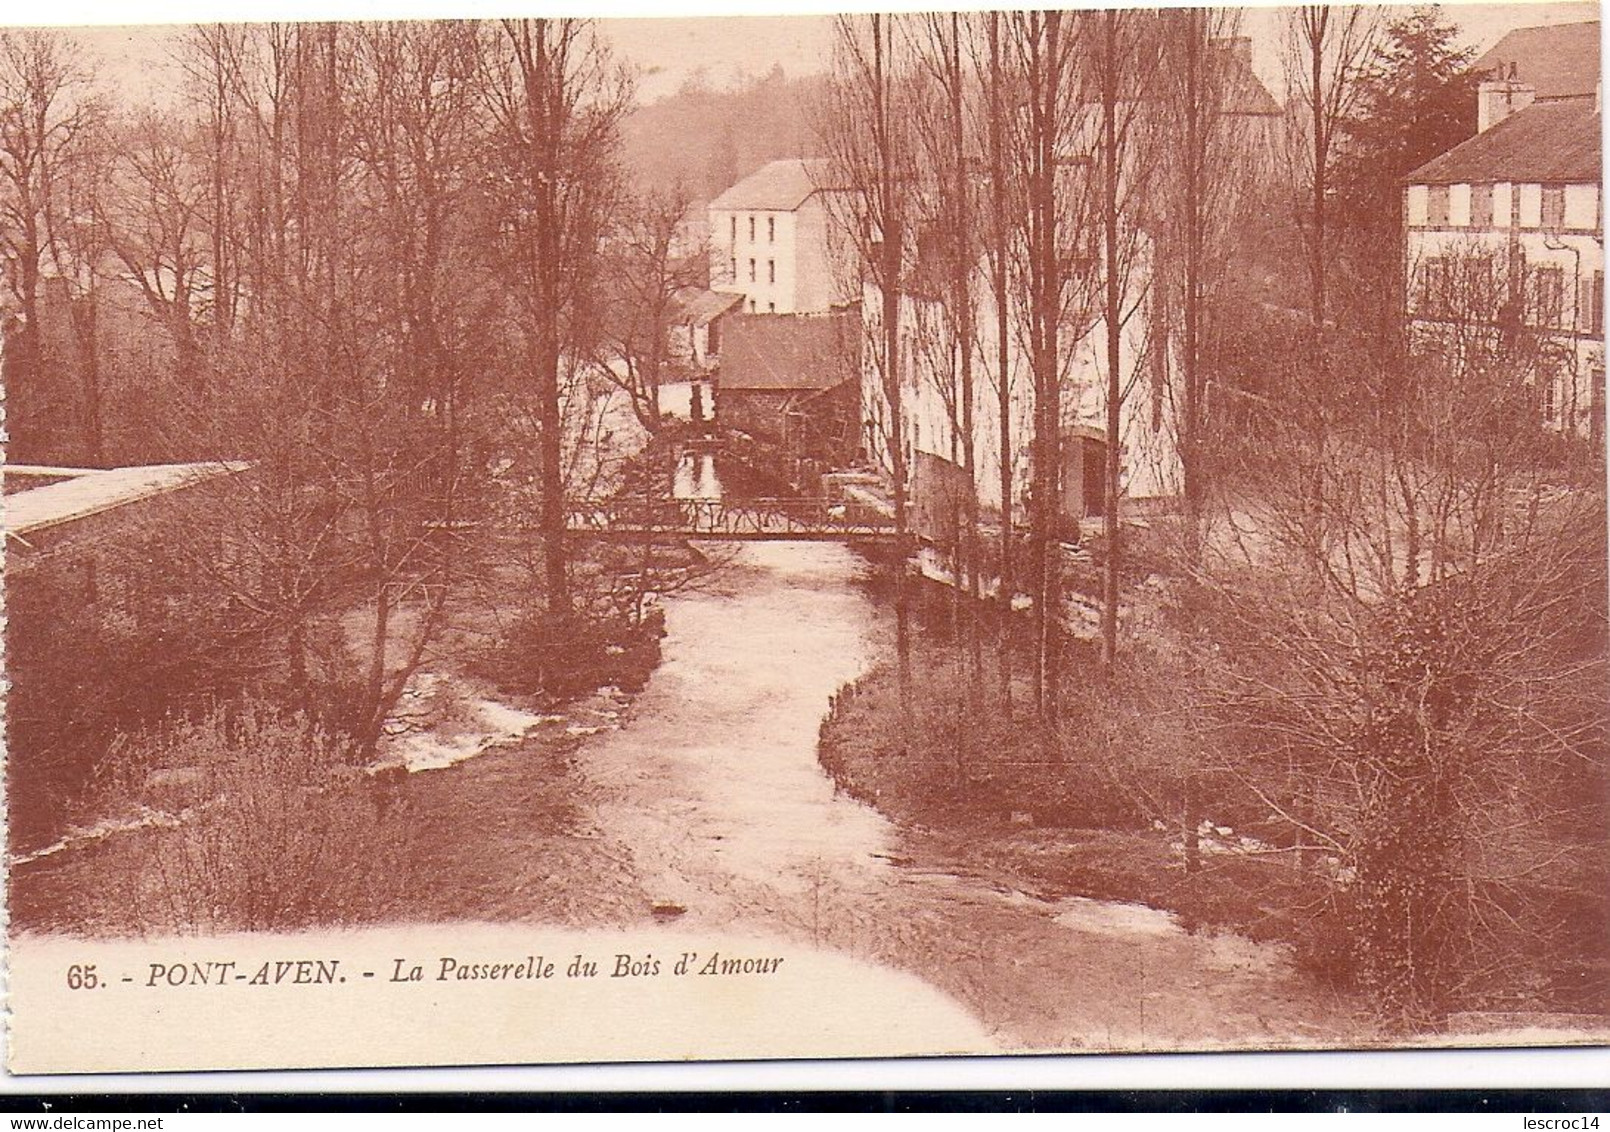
[1100,10,1123,671]
[989,12,1015,710]
[1027,12,1065,733]
[1181,11,1205,570]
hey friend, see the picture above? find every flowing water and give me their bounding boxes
[569,541,1346,1051]
[583,542,896,921]
[11,537,1346,1054]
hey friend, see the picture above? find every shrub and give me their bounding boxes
[90,706,412,934]
[470,606,664,703]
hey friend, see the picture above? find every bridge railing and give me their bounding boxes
[565,496,895,538]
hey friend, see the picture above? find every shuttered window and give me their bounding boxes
[1542,185,1566,229]
[1427,185,1450,226]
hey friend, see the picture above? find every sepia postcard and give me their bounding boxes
[2,0,1607,1078]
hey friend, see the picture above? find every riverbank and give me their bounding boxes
[7,522,674,936]
[6,676,657,936]
[545,542,1362,1051]
[12,541,1366,1056]
[817,645,1318,947]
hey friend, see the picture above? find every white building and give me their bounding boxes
[708,158,856,316]
[1404,20,1603,442]
[859,38,1279,540]
[862,253,1177,542]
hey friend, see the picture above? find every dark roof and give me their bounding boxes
[1472,21,1600,102]
[708,158,844,212]
[670,287,743,325]
[1222,66,1281,117]
[719,310,858,393]
[1406,99,1600,185]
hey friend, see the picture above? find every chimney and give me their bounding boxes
[1477,71,1536,132]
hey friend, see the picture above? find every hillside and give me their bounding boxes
[620,66,833,202]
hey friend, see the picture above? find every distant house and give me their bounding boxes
[708,158,857,315]
[1404,20,1602,441]
[716,308,861,480]
[1471,20,1601,108]
[668,286,744,372]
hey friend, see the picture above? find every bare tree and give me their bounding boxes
[0,29,103,462]
[1143,10,1265,869]
[1007,10,1101,727]
[42,106,115,465]
[104,111,210,394]
[1281,4,1381,562]
[481,18,631,616]
[905,13,982,604]
[981,12,1019,622]
[822,13,920,724]
[824,13,914,545]
[349,21,485,418]
[173,23,251,349]
[1194,488,1604,1028]
[596,185,706,434]
[1153,9,1262,569]
[1090,9,1162,669]
[1178,228,1604,1025]
[135,22,487,761]
[335,20,492,757]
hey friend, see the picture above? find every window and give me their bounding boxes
[749,258,756,282]
[1427,184,1450,226]
[730,216,736,243]
[768,216,775,243]
[1592,271,1604,336]
[749,299,756,312]
[1593,366,1606,452]
[1542,184,1566,229]
[1470,183,1494,228]
[1437,254,1496,314]
[1534,265,1565,327]
[749,215,756,241]
[729,257,736,282]
[768,260,775,283]
[767,302,776,313]
[1418,256,1452,315]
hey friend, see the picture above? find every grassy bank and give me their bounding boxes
[819,552,1610,1030]
[816,642,1317,951]
[9,575,668,937]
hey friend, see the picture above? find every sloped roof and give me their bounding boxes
[1472,20,1600,102]
[1406,98,1600,185]
[671,287,743,325]
[719,310,857,392]
[1222,65,1281,117]
[1216,41,1281,117]
[5,461,250,538]
[709,158,843,212]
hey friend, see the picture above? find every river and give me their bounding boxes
[8,537,1350,1060]
[567,541,1348,1052]
[583,542,896,929]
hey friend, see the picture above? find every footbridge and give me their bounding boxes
[565,497,897,543]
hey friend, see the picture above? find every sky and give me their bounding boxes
[18,2,1605,109]
[606,3,1602,99]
